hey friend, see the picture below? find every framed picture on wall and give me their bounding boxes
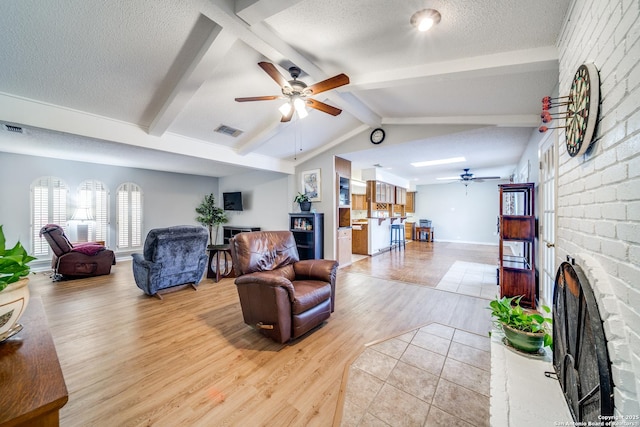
[301,169,321,202]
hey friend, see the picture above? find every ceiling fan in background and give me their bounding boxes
[235,62,349,122]
[457,168,501,183]
[441,169,502,193]
[438,168,502,195]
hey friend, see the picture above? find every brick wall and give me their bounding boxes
[556,0,639,415]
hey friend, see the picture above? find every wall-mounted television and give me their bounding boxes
[223,191,243,211]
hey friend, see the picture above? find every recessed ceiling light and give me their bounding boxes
[410,9,442,32]
[411,157,465,167]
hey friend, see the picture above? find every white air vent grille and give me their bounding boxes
[3,124,24,133]
[214,125,243,138]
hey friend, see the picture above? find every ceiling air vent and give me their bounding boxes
[214,125,243,138]
[3,124,24,133]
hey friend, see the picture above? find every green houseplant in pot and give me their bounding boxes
[0,225,36,341]
[195,193,228,245]
[294,192,312,212]
[489,295,553,353]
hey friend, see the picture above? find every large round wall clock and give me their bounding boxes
[370,128,385,144]
[566,63,600,157]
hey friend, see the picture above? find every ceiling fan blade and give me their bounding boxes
[235,95,282,102]
[281,108,294,122]
[306,73,350,95]
[258,62,291,89]
[473,176,501,180]
[306,99,342,116]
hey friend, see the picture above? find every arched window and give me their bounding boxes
[116,182,142,249]
[31,176,69,256]
[77,180,109,243]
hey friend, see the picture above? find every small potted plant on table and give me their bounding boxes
[1,225,36,342]
[489,295,553,353]
[294,192,312,212]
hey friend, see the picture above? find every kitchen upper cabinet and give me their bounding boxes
[406,192,416,213]
[367,180,395,204]
[351,194,367,210]
[395,187,406,205]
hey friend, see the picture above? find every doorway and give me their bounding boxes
[539,132,557,308]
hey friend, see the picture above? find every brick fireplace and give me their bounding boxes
[555,0,640,417]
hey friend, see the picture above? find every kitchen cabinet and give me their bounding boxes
[406,191,416,213]
[367,180,395,203]
[351,222,368,254]
[404,222,415,241]
[351,194,367,210]
[395,187,406,205]
[339,176,350,207]
[336,156,352,266]
[337,227,352,266]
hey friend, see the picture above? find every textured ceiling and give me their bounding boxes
[0,0,572,184]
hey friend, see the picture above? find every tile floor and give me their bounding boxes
[339,322,491,427]
[434,261,497,300]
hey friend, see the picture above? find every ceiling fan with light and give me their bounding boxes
[235,62,349,122]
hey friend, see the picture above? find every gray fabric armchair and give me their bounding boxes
[132,225,209,299]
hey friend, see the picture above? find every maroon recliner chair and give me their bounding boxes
[229,230,338,343]
[40,224,115,279]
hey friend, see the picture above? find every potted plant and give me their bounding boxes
[0,225,36,341]
[195,194,228,245]
[294,192,312,212]
[489,295,553,353]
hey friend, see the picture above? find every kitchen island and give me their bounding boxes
[352,217,406,255]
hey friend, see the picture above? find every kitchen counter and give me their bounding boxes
[351,217,406,255]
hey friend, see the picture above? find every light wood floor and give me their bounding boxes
[28,241,497,426]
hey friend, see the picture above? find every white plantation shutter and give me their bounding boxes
[117,183,142,249]
[31,177,68,256]
[131,186,142,247]
[78,180,109,242]
[117,189,129,248]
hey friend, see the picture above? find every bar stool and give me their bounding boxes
[390,223,405,249]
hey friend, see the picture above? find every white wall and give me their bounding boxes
[295,153,337,259]
[414,180,505,245]
[556,0,640,414]
[218,170,291,242]
[0,152,218,259]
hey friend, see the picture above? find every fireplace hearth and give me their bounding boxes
[553,261,614,421]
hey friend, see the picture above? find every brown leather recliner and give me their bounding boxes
[229,230,339,343]
[39,224,116,279]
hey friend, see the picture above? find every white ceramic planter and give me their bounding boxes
[0,278,30,341]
